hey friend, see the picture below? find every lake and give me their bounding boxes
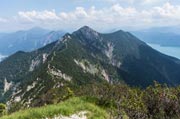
[148,43,180,59]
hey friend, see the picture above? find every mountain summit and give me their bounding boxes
[73,26,101,42]
[0,26,180,107]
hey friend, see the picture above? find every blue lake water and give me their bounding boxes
[148,43,180,59]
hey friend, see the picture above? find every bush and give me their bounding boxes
[0,103,6,116]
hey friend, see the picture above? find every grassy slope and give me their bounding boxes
[1,97,108,119]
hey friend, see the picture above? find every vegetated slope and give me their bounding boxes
[3,82,180,119]
[0,42,57,102]
[1,97,108,119]
[0,26,180,110]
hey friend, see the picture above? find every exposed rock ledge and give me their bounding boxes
[45,111,88,119]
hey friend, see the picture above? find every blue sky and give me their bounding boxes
[0,0,180,32]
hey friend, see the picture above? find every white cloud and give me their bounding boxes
[153,2,180,19]
[18,10,60,22]
[51,2,180,30]
[1,2,180,31]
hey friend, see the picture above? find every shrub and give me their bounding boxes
[0,103,6,116]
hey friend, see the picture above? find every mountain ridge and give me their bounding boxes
[0,26,180,110]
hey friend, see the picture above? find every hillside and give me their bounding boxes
[0,26,180,114]
[0,26,180,119]
[2,83,180,119]
[1,97,108,119]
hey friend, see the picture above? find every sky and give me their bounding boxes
[0,0,180,32]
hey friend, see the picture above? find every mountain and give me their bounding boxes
[0,27,65,56]
[140,26,180,34]
[132,27,180,47]
[1,26,180,109]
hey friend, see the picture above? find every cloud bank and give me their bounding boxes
[1,2,180,31]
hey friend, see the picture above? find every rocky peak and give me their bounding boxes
[78,26,96,32]
[73,26,101,42]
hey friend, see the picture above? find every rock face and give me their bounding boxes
[45,111,88,119]
[3,78,13,94]
[0,26,180,107]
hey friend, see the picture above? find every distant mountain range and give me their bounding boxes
[132,26,180,47]
[0,27,65,57]
[1,26,180,108]
[0,54,6,62]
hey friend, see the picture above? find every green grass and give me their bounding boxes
[1,97,108,119]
